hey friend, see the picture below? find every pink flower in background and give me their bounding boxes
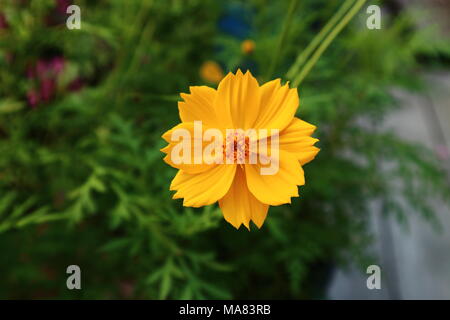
[26,55,84,107]
[36,60,49,77]
[27,90,40,108]
[34,56,66,80]
[52,56,65,74]
[0,13,8,29]
[5,2,82,109]
[46,0,73,26]
[40,78,56,102]
[8,1,85,108]
[26,56,66,107]
[56,0,72,14]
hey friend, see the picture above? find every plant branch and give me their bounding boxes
[265,0,299,80]
[292,0,367,87]
[286,0,355,80]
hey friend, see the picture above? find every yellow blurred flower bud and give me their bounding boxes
[241,39,255,55]
[199,61,224,84]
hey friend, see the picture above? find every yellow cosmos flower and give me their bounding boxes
[199,60,224,84]
[161,70,319,230]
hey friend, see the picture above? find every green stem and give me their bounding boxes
[265,0,299,80]
[286,0,355,80]
[102,0,154,98]
[292,0,367,87]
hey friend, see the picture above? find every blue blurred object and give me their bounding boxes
[215,2,259,75]
[218,2,252,39]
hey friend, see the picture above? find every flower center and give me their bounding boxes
[223,130,250,164]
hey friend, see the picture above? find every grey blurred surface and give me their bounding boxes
[327,73,450,299]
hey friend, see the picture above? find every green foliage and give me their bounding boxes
[0,0,449,299]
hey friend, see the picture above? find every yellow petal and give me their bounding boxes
[179,86,219,127]
[280,117,320,165]
[297,147,320,165]
[254,79,298,132]
[161,122,220,174]
[170,165,237,207]
[219,167,269,229]
[245,150,304,205]
[281,117,317,137]
[214,70,260,129]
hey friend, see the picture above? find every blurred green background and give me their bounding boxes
[0,0,450,299]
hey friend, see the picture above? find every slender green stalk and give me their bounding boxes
[102,0,154,96]
[265,0,299,80]
[286,0,354,80]
[292,0,367,87]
